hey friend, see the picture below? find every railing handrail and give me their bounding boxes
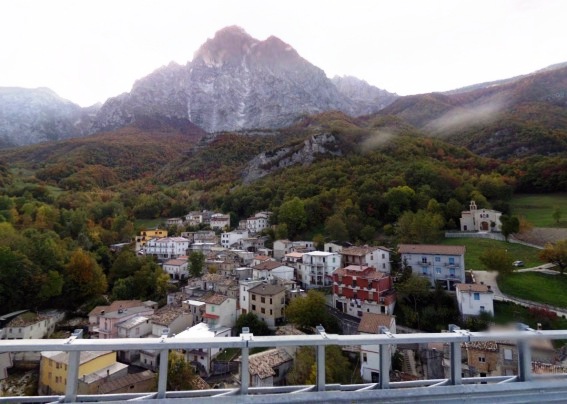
[2,325,567,402]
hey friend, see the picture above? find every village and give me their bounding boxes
[1,202,564,397]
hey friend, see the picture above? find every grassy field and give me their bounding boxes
[498,272,567,309]
[510,193,567,228]
[440,237,544,270]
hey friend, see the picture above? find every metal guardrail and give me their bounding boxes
[2,325,567,402]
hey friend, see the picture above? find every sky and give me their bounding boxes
[1,0,566,107]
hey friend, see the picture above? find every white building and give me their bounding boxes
[358,313,396,383]
[252,261,295,282]
[202,294,237,329]
[240,348,293,387]
[456,284,494,317]
[273,240,315,260]
[176,323,232,376]
[341,246,392,273]
[460,200,502,232]
[398,244,466,290]
[144,237,190,260]
[210,214,231,230]
[297,251,341,289]
[116,315,152,364]
[246,212,271,234]
[4,311,62,339]
[162,258,189,280]
[116,316,152,339]
[221,230,249,249]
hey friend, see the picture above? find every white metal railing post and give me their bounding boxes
[240,327,251,395]
[316,325,327,391]
[517,323,533,382]
[157,328,169,399]
[449,324,463,385]
[379,326,391,389]
[64,329,83,402]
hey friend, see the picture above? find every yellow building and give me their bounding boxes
[135,228,168,252]
[38,351,117,395]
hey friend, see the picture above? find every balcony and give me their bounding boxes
[2,326,567,402]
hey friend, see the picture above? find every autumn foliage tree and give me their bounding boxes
[64,248,108,308]
[540,240,567,274]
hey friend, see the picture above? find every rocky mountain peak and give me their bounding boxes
[89,26,397,134]
[193,25,257,67]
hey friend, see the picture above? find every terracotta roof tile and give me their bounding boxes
[358,313,395,334]
[398,244,466,255]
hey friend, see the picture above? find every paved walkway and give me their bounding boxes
[472,264,567,318]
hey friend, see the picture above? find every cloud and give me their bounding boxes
[359,129,395,152]
[425,93,510,137]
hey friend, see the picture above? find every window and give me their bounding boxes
[261,297,265,303]
[252,305,256,311]
[421,257,427,264]
[479,357,486,363]
[435,267,441,275]
[252,295,256,301]
[261,308,265,314]
[352,280,356,287]
[270,309,273,315]
[362,353,367,362]
[243,296,246,301]
[211,306,215,312]
[474,293,480,301]
[449,257,455,264]
[504,349,513,360]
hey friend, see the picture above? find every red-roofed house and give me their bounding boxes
[398,244,466,289]
[358,313,396,383]
[332,265,396,318]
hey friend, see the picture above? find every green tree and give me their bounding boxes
[500,215,520,242]
[324,213,349,242]
[166,351,196,391]
[540,240,567,274]
[286,345,358,385]
[64,248,108,307]
[396,274,430,329]
[396,209,444,244]
[108,249,141,287]
[286,290,335,331]
[189,251,205,278]
[384,185,415,221]
[0,246,41,313]
[479,247,513,276]
[235,313,271,335]
[275,223,289,240]
[278,197,307,238]
[360,225,376,243]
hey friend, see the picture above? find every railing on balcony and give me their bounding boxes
[2,325,567,402]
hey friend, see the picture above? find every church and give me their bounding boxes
[460,201,502,232]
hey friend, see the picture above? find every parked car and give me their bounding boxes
[513,260,524,267]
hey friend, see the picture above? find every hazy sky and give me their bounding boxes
[1,0,566,106]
